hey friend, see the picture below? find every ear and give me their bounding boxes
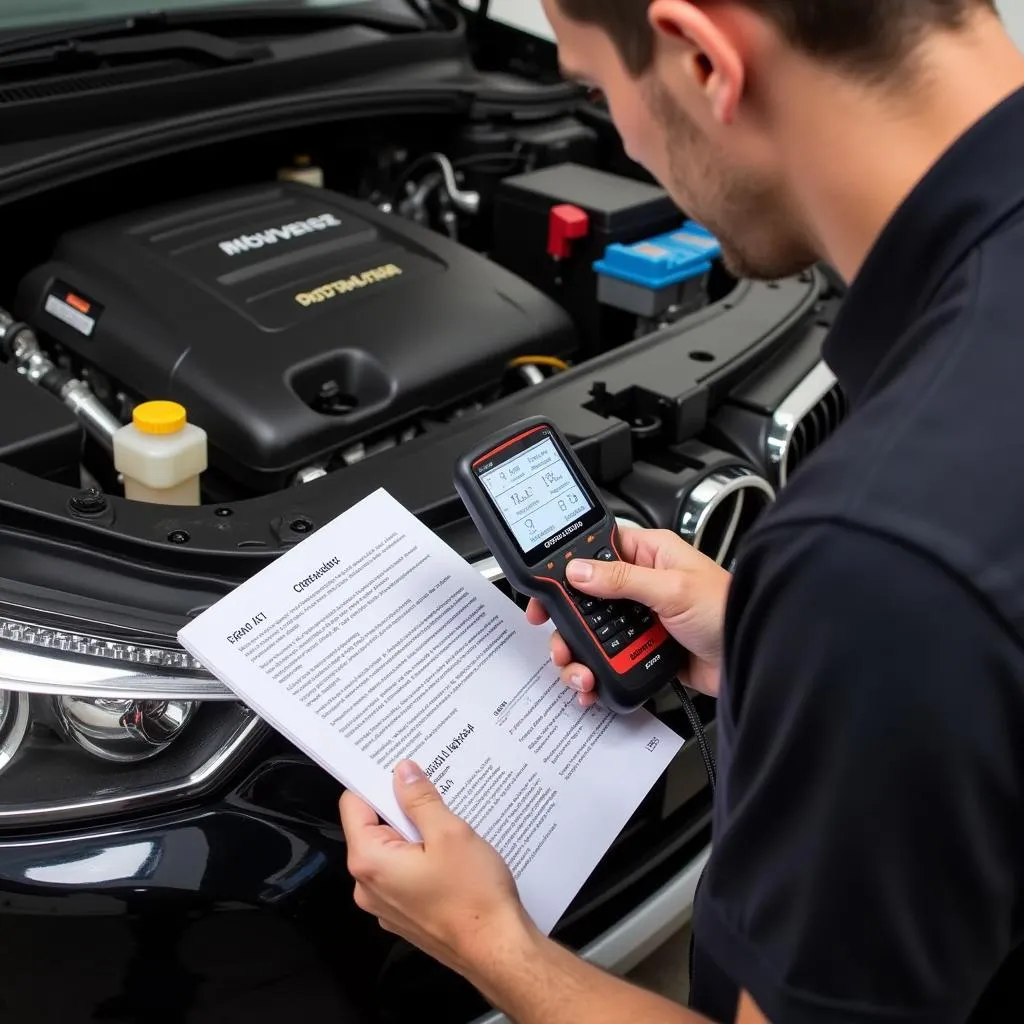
[647,0,745,125]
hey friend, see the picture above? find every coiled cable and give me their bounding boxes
[670,679,717,793]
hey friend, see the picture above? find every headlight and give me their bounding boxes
[0,611,260,827]
[54,695,196,762]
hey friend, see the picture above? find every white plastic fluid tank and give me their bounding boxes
[113,400,207,506]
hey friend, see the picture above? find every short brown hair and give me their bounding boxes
[556,0,997,77]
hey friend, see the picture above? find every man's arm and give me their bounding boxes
[462,918,767,1024]
[340,765,767,1024]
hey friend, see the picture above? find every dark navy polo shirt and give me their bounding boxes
[689,85,1024,1023]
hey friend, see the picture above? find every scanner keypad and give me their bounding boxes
[567,586,657,656]
[560,542,660,659]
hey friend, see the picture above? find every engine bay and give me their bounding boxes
[14,180,575,494]
[0,130,734,504]
[0,83,845,629]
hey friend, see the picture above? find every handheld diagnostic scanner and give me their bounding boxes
[454,416,685,713]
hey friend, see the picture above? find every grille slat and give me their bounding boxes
[767,363,848,486]
[786,380,845,481]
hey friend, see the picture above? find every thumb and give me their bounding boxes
[393,760,452,838]
[566,557,686,617]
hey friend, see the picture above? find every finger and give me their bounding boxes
[612,524,643,564]
[525,598,550,625]
[339,789,380,836]
[392,760,459,840]
[560,662,595,694]
[623,526,722,574]
[340,792,407,869]
[550,630,573,667]
[565,557,688,617]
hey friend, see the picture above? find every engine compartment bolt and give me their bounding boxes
[69,488,108,516]
[168,530,190,544]
[289,517,313,534]
[214,507,233,517]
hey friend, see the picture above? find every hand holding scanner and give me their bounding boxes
[454,416,685,713]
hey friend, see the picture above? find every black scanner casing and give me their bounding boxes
[454,415,685,713]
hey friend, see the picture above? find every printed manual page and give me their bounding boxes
[178,488,684,934]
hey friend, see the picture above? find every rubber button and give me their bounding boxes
[604,632,627,654]
[595,548,615,561]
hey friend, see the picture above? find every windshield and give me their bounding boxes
[0,0,373,32]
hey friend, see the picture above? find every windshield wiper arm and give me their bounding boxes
[0,12,167,60]
[0,17,270,67]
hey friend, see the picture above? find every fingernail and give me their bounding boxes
[568,673,582,691]
[395,760,424,785]
[566,560,593,582]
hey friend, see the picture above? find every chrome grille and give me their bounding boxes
[766,362,848,486]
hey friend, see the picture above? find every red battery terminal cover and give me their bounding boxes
[547,204,590,259]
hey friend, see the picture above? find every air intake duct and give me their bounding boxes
[617,444,774,569]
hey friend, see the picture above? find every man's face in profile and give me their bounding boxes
[541,0,818,281]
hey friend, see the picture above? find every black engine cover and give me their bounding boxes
[16,183,574,490]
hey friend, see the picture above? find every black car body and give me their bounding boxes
[0,3,847,1021]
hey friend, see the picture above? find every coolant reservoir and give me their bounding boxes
[113,400,207,505]
[277,154,324,188]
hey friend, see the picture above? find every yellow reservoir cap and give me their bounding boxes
[133,400,187,435]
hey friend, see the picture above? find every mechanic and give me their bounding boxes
[339,1,1024,1021]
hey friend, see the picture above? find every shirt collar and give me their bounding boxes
[823,84,1024,406]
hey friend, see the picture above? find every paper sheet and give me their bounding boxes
[178,488,683,934]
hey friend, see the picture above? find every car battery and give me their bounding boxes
[0,367,82,485]
[593,221,722,318]
[491,163,683,350]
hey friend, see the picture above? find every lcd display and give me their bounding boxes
[478,436,593,553]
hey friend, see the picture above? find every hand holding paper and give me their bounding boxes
[178,488,683,934]
[341,757,534,979]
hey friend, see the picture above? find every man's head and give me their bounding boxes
[541,0,999,279]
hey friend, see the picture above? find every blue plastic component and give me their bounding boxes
[592,220,722,288]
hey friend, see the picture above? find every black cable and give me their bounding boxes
[671,680,716,793]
